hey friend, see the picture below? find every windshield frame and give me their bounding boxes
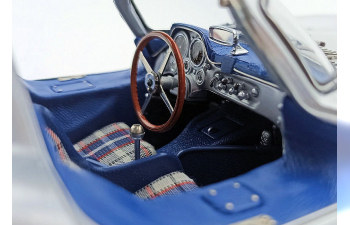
[227,0,336,124]
[260,0,336,93]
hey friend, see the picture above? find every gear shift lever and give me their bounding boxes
[130,124,145,160]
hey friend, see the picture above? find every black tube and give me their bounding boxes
[135,139,141,160]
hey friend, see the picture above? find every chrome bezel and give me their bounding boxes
[209,25,236,46]
[189,38,206,68]
[170,26,221,65]
[183,58,191,74]
[195,69,205,85]
[174,31,189,58]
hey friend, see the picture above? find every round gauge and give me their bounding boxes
[190,39,205,67]
[174,31,189,58]
[196,70,205,85]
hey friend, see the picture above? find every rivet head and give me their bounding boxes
[251,194,260,202]
[233,182,240,188]
[225,202,234,210]
[209,189,217,196]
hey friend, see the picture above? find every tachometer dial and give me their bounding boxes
[174,31,189,58]
[190,39,205,67]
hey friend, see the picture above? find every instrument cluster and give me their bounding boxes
[153,26,284,125]
[166,30,209,87]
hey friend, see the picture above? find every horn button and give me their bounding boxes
[145,72,159,93]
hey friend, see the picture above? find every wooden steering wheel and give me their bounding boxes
[130,31,186,133]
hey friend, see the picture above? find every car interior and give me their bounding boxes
[18,3,336,224]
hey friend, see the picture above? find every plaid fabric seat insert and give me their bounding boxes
[135,171,198,199]
[46,123,198,199]
[73,122,157,166]
[46,127,78,168]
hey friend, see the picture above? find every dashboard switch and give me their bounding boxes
[238,91,250,100]
[251,88,259,97]
[229,87,237,95]
[221,78,233,85]
[203,63,211,72]
[238,83,246,90]
[209,73,222,87]
[218,83,227,91]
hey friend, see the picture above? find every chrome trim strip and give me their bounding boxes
[233,68,279,88]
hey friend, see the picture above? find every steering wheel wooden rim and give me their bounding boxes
[130,31,185,133]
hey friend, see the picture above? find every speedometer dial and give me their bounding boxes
[174,31,189,58]
[190,39,205,67]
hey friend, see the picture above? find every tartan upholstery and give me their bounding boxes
[46,127,77,168]
[46,123,198,199]
[134,171,198,199]
[73,122,157,166]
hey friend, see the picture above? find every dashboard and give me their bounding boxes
[153,24,285,125]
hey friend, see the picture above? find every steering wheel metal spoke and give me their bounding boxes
[158,48,172,75]
[159,85,174,114]
[139,51,154,74]
[141,93,152,114]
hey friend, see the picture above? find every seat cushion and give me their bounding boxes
[73,122,156,166]
[135,171,198,199]
[45,123,198,199]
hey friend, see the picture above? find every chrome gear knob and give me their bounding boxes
[130,124,145,160]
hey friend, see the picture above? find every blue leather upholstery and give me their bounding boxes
[33,96,336,224]
[24,69,147,143]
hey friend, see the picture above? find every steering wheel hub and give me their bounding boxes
[145,72,159,93]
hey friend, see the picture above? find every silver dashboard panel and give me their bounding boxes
[157,26,284,125]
